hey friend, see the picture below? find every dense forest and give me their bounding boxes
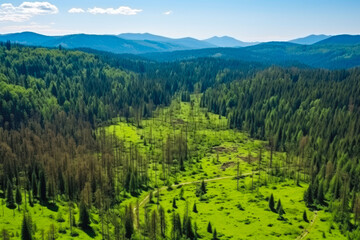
[1,42,360,239]
[201,67,360,233]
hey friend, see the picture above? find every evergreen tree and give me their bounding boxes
[21,214,32,240]
[207,221,212,233]
[269,193,275,212]
[16,186,22,209]
[317,181,325,205]
[125,204,134,239]
[6,181,16,209]
[79,201,90,229]
[201,180,207,195]
[276,199,284,214]
[173,198,177,209]
[39,171,46,202]
[193,202,198,213]
[31,172,37,199]
[303,210,309,222]
[159,205,166,238]
[213,228,217,240]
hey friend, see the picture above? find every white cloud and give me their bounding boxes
[68,8,85,14]
[0,2,58,22]
[163,10,173,15]
[87,6,142,15]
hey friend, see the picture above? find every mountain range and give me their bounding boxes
[1,32,360,69]
[0,32,336,54]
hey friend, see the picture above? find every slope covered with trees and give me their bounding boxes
[201,67,360,234]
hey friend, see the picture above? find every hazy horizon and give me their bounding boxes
[0,0,359,42]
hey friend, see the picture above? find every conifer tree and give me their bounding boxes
[31,172,37,199]
[173,198,177,209]
[159,205,166,238]
[276,199,284,214]
[79,201,90,229]
[16,186,22,210]
[6,181,16,209]
[303,210,309,222]
[21,214,32,240]
[269,193,275,212]
[207,221,212,233]
[201,180,207,195]
[213,228,217,240]
[125,204,134,239]
[193,202,198,213]
[39,171,46,203]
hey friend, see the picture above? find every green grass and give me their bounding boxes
[0,200,102,239]
[0,95,347,239]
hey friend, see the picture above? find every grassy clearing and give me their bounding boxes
[0,200,102,239]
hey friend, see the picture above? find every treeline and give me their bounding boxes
[0,43,259,238]
[201,66,360,234]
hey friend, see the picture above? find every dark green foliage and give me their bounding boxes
[125,204,134,239]
[79,201,90,229]
[6,181,16,209]
[276,199,285,215]
[31,172,37,199]
[39,171,46,203]
[159,205,166,238]
[16,186,22,207]
[213,228,217,240]
[171,212,182,240]
[207,221,212,233]
[193,202,198,213]
[303,210,309,222]
[196,180,207,197]
[21,214,32,240]
[173,197,177,209]
[269,194,275,212]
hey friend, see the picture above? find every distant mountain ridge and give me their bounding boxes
[0,32,360,69]
[203,36,258,47]
[315,34,360,45]
[289,34,331,45]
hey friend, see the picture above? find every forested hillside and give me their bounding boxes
[0,42,360,239]
[201,67,360,234]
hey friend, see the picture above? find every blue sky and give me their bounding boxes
[0,0,359,41]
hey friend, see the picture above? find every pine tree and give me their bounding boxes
[304,184,313,206]
[79,201,90,229]
[303,210,309,222]
[125,204,134,239]
[159,205,166,238]
[31,172,37,199]
[276,199,284,214]
[6,181,16,209]
[317,181,325,205]
[201,180,207,195]
[269,193,275,212]
[213,228,217,240]
[39,171,46,203]
[207,221,212,233]
[16,186,22,209]
[193,202,198,213]
[173,198,177,209]
[21,214,32,240]
[185,217,195,239]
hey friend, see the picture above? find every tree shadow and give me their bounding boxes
[83,227,96,238]
[45,202,59,212]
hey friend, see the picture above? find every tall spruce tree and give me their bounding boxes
[79,201,90,229]
[6,181,16,209]
[21,214,32,240]
[269,193,275,212]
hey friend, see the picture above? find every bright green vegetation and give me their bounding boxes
[105,97,345,239]
[0,43,359,239]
